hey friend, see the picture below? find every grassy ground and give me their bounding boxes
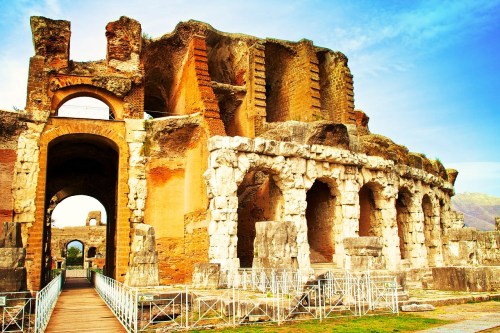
[189,314,448,333]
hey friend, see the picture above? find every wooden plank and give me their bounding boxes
[45,278,127,333]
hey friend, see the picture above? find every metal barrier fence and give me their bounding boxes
[34,272,64,333]
[0,292,35,333]
[93,270,398,332]
[94,273,137,332]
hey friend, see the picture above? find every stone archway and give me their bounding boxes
[306,179,337,264]
[236,169,284,268]
[65,240,84,267]
[396,188,412,261]
[39,133,119,286]
[358,182,383,237]
[50,85,125,120]
[422,194,443,267]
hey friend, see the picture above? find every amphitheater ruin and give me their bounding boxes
[0,16,499,296]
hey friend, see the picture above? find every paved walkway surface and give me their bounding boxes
[45,277,126,333]
[412,300,500,333]
[419,316,500,332]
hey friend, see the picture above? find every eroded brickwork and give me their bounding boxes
[1,16,497,293]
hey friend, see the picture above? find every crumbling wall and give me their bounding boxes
[29,16,144,119]
[317,51,355,124]
[443,228,500,266]
[204,135,454,273]
[0,111,27,227]
[144,114,209,284]
[264,40,320,123]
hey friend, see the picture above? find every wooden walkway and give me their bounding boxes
[45,277,126,333]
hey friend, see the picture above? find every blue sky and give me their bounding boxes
[0,0,499,197]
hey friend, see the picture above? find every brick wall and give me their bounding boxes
[264,40,321,124]
[317,51,355,124]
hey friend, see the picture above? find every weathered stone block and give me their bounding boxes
[191,263,221,289]
[0,268,26,292]
[343,237,383,256]
[252,221,298,270]
[431,266,500,292]
[0,248,25,268]
[401,304,435,312]
[125,224,159,287]
[1,222,22,248]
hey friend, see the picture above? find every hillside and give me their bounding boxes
[451,193,500,231]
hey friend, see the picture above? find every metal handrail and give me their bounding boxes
[34,272,64,333]
[93,270,399,332]
[94,273,137,333]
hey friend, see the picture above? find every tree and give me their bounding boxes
[66,246,83,266]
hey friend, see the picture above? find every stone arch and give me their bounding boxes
[305,177,340,264]
[396,186,413,260]
[358,181,384,237]
[27,120,130,290]
[234,155,286,192]
[65,239,85,267]
[236,165,285,268]
[87,246,97,258]
[50,85,125,120]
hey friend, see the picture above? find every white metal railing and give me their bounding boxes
[1,292,35,332]
[93,270,399,332]
[94,273,137,333]
[34,273,64,333]
[220,268,312,293]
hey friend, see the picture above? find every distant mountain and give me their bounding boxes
[451,193,500,231]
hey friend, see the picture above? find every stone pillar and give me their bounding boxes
[30,16,70,70]
[496,217,500,231]
[124,224,159,287]
[0,223,27,292]
[337,175,360,268]
[106,16,141,72]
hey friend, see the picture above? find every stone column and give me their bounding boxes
[337,175,360,268]
[205,146,239,273]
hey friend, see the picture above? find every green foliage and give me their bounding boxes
[66,246,83,266]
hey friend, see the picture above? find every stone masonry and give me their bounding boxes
[0,16,498,292]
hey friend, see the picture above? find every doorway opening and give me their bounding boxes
[236,169,283,268]
[41,133,118,286]
[306,180,338,264]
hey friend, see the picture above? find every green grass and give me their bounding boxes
[188,314,449,333]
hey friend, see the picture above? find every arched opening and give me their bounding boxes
[57,96,112,120]
[50,195,107,271]
[87,247,97,258]
[439,199,446,235]
[358,183,382,237]
[66,240,84,268]
[41,134,118,286]
[422,194,436,267]
[396,188,412,260]
[306,180,337,264]
[236,169,283,268]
